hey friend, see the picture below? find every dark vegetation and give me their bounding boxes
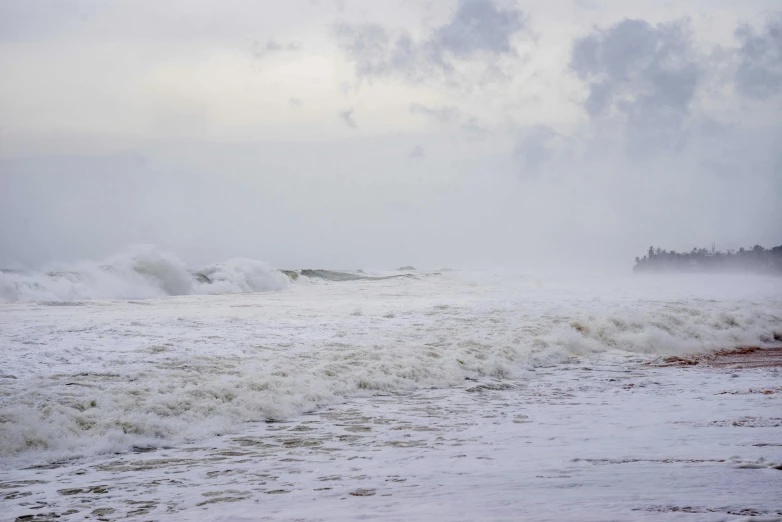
[634,244,782,274]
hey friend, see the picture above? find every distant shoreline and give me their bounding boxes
[634,244,782,275]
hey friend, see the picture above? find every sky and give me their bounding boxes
[0,0,780,270]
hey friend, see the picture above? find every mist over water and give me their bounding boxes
[0,245,288,302]
[1,140,780,272]
[1,2,781,520]
[2,265,780,462]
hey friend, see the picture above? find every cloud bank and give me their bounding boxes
[0,1,779,270]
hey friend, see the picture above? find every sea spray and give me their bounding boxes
[0,245,288,302]
[1,269,780,462]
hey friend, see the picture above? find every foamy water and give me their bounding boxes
[0,246,288,302]
[1,255,781,520]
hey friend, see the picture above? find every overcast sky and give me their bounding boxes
[1,0,780,269]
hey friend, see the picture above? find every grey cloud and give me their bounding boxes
[584,79,613,116]
[289,97,302,107]
[430,0,525,57]
[4,1,781,271]
[339,108,357,128]
[461,116,490,139]
[252,38,302,60]
[513,126,557,175]
[266,39,302,52]
[333,24,429,81]
[0,0,96,41]
[334,0,525,82]
[409,145,425,159]
[572,0,599,10]
[409,102,489,138]
[409,103,462,124]
[571,18,699,155]
[735,15,782,99]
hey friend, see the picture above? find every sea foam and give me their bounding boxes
[0,245,288,302]
[0,263,780,464]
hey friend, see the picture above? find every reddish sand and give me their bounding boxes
[659,346,782,369]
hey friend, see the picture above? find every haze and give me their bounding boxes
[1,0,780,270]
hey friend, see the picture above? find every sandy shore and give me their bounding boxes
[660,346,782,369]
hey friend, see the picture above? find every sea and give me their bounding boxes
[1,246,781,521]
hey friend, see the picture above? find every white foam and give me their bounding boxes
[0,245,287,302]
[0,267,780,463]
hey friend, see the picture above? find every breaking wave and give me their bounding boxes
[1,264,781,464]
[0,246,290,302]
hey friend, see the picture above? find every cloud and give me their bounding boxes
[0,0,97,41]
[2,1,781,269]
[409,102,490,139]
[430,0,525,57]
[409,145,425,159]
[252,38,302,60]
[572,0,599,10]
[513,125,558,175]
[266,39,302,52]
[571,18,699,155]
[332,23,429,80]
[461,116,490,140]
[339,108,357,128]
[734,14,782,99]
[334,0,525,82]
[409,103,462,124]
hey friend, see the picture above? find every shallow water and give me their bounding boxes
[3,361,781,521]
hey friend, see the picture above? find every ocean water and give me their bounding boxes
[1,249,781,520]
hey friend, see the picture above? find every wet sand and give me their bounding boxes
[659,346,782,369]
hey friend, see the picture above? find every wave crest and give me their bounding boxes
[0,246,288,302]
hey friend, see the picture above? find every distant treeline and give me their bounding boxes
[634,244,782,274]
